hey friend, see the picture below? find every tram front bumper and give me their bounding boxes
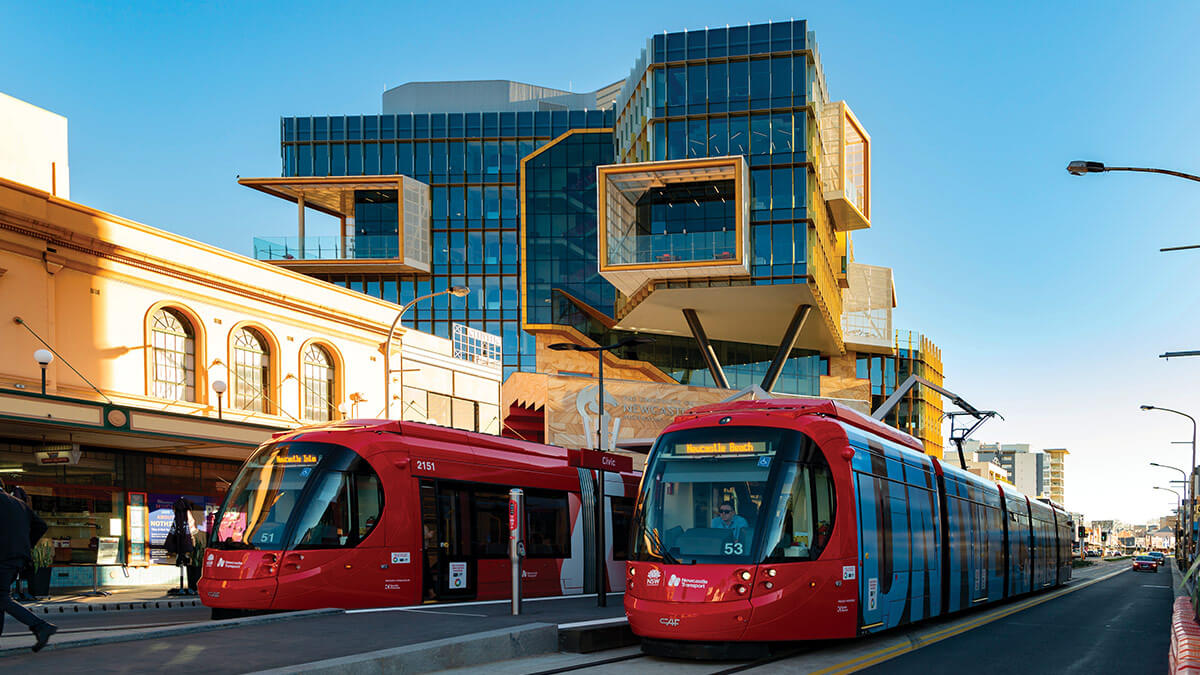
[625,595,752,641]
[198,576,277,610]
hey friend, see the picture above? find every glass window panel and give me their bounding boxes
[772,167,792,209]
[687,64,706,107]
[729,60,749,106]
[667,120,685,160]
[151,308,195,402]
[729,116,749,156]
[687,118,707,158]
[771,113,792,154]
[749,59,770,104]
[666,66,685,108]
[708,117,727,156]
[750,114,770,155]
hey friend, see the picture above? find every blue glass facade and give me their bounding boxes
[273,19,832,395]
[613,20,819,284]
[281,110,611,377]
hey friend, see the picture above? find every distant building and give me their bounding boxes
[1043,448,1068,506]
[0,92,68,198]
[965,441,1044,497]
[965,456,1010,484]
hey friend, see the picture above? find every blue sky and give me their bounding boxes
[5,1,1200,524]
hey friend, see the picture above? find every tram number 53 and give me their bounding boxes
[414,460,437,473]
[723,542,744,555]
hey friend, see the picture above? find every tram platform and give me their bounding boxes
[0,592,631,673]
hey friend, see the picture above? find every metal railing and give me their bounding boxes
[254,235,401,261]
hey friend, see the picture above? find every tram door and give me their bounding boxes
[420,480,476,601]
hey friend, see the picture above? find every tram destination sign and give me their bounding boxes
[677,441,768,455]
[568,449,633,473]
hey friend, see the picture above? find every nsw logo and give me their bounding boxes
[646,568,662,586]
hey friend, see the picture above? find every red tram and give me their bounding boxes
[199,420,638,616]
[625,398,1072,657]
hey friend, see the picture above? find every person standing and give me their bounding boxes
[0,485,57,652]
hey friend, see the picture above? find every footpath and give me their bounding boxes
[21,584,203,615]
[0,592,631,673]
[1171,560,1200,674]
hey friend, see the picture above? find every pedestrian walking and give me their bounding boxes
[4,482,36,601]
[0,478,58,652]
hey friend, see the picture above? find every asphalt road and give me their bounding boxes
[860,565,1172,674]
[26,606,212,633]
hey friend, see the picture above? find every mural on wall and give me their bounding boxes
[546,377,736,451]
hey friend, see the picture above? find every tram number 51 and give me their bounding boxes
[415,460,436,473]
[723,542,743,555]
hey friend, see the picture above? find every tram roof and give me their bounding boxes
[674,397,925,453]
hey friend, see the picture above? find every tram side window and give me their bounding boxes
[611,497,634,561]
[354,471,383,541]
[472,488,509,558]
[526,491,570,558]
[765,463,835,561]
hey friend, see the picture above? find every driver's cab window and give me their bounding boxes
[291,462,383,549]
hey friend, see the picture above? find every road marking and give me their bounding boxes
[1143,585,1170,588]
[558,617,629,629]
[345,592,625,614]
[806,566,1130,675]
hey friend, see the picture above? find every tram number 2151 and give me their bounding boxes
[724,543,744,555]
[415,460,437,473]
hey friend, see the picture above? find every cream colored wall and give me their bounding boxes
[0,178,498,429]
[0,93,69,199]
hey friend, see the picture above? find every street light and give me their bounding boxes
[212,380,227,420]
[382,286,469,420]
[1066,160,1200,183]
[1142,405,1197,562]
[547,334,654,607]
[33,349,53,395]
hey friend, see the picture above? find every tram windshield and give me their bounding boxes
[210,441,383,551]
[630,426,835,565]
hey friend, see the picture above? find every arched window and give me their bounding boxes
[151,308,195,401]
[302,343,335,421]
[233,327,270,413]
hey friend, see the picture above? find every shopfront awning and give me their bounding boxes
[0,390,284,461]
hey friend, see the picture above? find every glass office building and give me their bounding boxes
[248,19,932,416]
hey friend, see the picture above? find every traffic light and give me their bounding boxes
[1101,532,1108,542]
[1078,525,1087,539]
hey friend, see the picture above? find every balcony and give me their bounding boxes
[598,156,751,297]
[241,175,431,275]
[841,262,895,351]
[819,101,870,232]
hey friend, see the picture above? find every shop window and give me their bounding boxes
[150,308,195,402]
[233,327,270,413]
[302,343,336,421]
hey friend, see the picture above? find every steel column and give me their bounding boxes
[760,304,812,392]
[682,309,729,389]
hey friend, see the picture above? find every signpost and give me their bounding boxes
[568,450,632,607]
[509,488,525,616]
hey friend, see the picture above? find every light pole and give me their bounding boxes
[33,349,53,395]
[1143,405,1197,562]
[548,334,655,607]
[212,380,227,420]
[383,286,470,420]
[1066,160,1200,184]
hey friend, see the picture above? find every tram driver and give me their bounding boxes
[711,502,749,540]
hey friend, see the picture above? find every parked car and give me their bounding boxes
[1132,555,1159,573]
[1147,551,1166,567]
[1086,549,1101,557]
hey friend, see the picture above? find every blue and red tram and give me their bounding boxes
[199,420,638,616]
[624,398,1072,653]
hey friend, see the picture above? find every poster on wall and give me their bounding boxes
[148,494,208,564]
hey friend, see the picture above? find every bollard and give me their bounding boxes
[509,488,525,616]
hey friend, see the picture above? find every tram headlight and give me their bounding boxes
[764,581,774,590]
[765,568,777,577]
[628,566,636,576]
[738,569,751,581]
[735,584,748,595]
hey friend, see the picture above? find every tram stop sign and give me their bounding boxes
[568,449,633,473]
